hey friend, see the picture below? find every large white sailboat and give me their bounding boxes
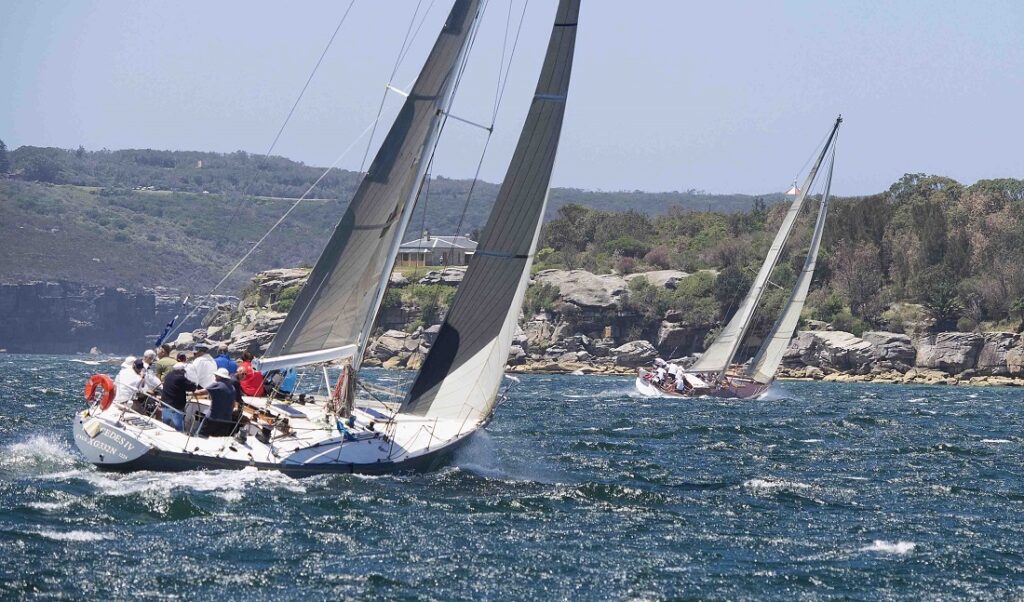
[637,116,841,400]
[73,0,581,475]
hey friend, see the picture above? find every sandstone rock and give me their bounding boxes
[656,321,697,350]
[1007,347,1024,376]
[173,332,194,349]
[612,340,658,367]
[862,331,916,365]
[370,330,414,360]
[624,269,689,290]
[405,351,426,370]
[976,332,1019,375]
[507,344,527,365]
[389,271,409,287]
[914,332,984,374]
[532,269,627,310]
[227,330,274,354]
[418,267,466,286]
[785,330,876,373]
[382,356,404,369]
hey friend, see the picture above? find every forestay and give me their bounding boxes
[262,0,482,370]
[401,0,581,422]
[689,117,842,374]
[746,149,836,384]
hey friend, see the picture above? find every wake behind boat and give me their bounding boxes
[73,0,581,475]
[637,116,842,400]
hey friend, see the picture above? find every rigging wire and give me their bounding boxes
[360,0,430,172]
[166,3,356,336]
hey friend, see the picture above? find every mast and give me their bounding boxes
[689,115,842,376]
[746,146,836,384]
[257,0,483,373]
[400,0,580,423]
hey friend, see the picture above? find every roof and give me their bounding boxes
[399,235,477,251]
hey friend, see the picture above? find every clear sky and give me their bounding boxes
[2,0,1022,195]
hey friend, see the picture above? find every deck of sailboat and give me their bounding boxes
[74,392,478,474]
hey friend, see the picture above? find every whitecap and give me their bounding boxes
[612,427,633,432]
[800,439,823,443]
[743,478,811,493]
[28,501,73,511]
[861,540,916,554]
[36,530,111,542]
[2,436,79,471]
[23,404,38,408]
[982,439,1013,444]
[52,466,306,502]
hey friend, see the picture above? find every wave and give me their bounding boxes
[46,466,307,502]
[981,438,1013,444]
[1,435,80,472]
[35,529,111,542]
[743,478,812,494]
[861,540,916,555]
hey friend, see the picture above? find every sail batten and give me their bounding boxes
[261,0,482,371]
[400,0,580,422]
[689,116,842,375]
[747,151,836,384]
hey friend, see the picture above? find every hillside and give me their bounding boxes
[0,144,782,291]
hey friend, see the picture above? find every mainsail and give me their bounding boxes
[689,116,842,374]
[401,0,580,422]
[259,0,483,372]
[746,149,835,384]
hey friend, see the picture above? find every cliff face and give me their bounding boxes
[0,281,214,354]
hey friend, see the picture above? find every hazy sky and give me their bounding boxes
[2,0,1022,195]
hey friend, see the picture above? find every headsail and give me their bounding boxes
[401,0,580,422]
[689,116,842,374]
[746,148,836,384]
[259,0,482,372]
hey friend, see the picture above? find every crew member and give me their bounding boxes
[159,362,197,431]
[185,343,217,388]
[153,344,176,381]
[236,351,265,397]
[200,367,238,437]
[214,346,238,375]
[113,356,160,407]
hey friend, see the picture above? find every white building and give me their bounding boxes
[397,234,477,267]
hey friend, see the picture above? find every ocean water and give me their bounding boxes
[2,355,1024,600]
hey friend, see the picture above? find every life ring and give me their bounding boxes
[84,374,116,410]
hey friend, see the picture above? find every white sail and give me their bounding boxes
[260,0,483,372]
[401,0,580,424]
[689,117,842,374]
[746,151,835,384]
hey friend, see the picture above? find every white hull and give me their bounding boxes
[73,395,482,476]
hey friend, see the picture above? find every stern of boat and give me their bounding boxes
[72,410,152,470]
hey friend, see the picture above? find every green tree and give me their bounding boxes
[24,154,61,183]
[714,266,751,315]
[0,139,9,173]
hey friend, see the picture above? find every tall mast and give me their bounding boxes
[689,115,842,376]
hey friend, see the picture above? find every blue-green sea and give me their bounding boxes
[2,354,1024,600]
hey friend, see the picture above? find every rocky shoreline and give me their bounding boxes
[171,268,1024,387]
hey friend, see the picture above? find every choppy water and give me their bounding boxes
[2,355,1024,600]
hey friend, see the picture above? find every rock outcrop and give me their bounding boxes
[532,269,628,309]
[0,280,221,354]
[913,332,985,374]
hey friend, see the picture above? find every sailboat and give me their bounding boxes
[72,0,581,474]
[636,116,841,400]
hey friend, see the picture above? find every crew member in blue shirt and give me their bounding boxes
[214,345,238,375]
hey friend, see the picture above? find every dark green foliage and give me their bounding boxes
[0,139,9,173]
[714,266,752,314]
[524,282,560,316]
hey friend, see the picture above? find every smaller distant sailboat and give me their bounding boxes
[637,116,841,399]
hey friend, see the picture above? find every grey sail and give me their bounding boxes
[260,0,482,371]
[746,150,835,384]
[401,0,580,421]
[689,116,842,375]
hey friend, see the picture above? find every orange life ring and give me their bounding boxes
[84,374,116,410]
